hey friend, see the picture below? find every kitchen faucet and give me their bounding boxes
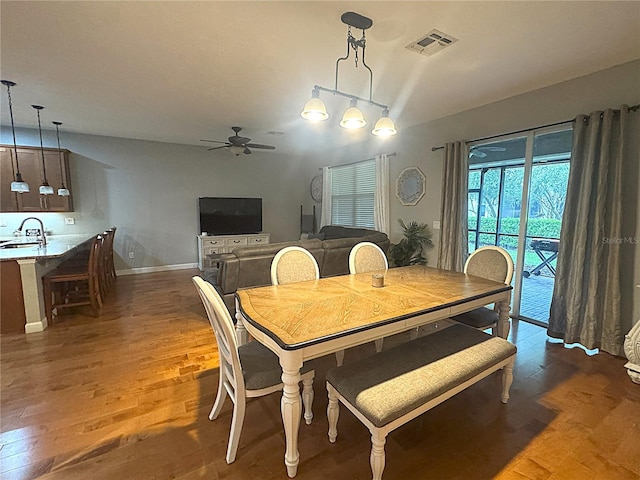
[18,217,47,247]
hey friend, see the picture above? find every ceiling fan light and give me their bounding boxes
[301,96,329,122]
[372,111,397,137]
[58,187,70,196]
[11,179,30,193]
[229,145,245,156]
[340,100,366,129]
[39,183,54,195]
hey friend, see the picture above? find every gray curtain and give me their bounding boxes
[548,106,628,356]
[437,141,468,272]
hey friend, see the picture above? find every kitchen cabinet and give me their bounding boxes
[0,145,73,212]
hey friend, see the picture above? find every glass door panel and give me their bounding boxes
[468,129,571,325]
[519,130,572,322]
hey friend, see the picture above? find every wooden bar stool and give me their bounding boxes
[106,226,117,283]
[42,234,103,325]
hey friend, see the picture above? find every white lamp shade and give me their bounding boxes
[11,180,30,193]
[229,145,245,156]
[372,115,397,137]
[340,106,367,129]
[58,187,70,196]
[301,97,329,121]
[39,184,54,195]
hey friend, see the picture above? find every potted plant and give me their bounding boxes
[388,219,434,267]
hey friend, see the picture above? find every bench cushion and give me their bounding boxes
[326,324,516,428]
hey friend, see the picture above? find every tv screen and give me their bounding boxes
[199,197,262,235]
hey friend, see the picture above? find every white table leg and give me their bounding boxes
[280,351,303,478]
[497,297,511,340]
[234,297,248,346]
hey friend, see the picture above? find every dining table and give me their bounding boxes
[234,264,512,478]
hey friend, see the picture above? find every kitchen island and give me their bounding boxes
[0,233,96,333]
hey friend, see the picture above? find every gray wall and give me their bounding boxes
[0,130,315,270]
[307,59,640,327]
[2,60,638,325]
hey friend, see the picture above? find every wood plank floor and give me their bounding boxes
[1,269,639,480]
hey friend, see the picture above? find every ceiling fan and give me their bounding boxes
[469,145,507,158]
[200,126,276,156]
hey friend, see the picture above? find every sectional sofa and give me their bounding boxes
[210,225,390,316]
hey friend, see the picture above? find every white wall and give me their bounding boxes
[0,129,314,270]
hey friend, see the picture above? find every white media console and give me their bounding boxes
[197,233,271,270]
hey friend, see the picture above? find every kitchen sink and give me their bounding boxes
[0,241,41,249]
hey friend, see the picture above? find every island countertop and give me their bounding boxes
[0,233,96,261]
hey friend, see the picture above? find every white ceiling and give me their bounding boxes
[2,1,639,156]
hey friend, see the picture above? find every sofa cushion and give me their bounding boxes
[319,225,381,240]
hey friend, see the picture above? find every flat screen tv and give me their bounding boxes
[199,197,262,235]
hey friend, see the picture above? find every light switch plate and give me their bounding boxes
[433,220,441,230]
[65,217,75,225]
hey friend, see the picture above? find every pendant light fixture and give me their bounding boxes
[52,121,70,196]
[371,108,397,137]
[340,98,367,129]
[300,12,397,136]
[32,105,54,195]
[1,80,30,193]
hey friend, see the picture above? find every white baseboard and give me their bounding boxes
[116,263,198,276]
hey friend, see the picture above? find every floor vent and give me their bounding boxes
[405,29,458,57]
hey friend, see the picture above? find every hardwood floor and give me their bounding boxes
[1,269,638,480]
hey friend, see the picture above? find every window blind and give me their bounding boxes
[330,159,375,228]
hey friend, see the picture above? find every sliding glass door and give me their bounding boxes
[468,127,572,325]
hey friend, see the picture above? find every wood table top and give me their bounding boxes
[236,265,512,350]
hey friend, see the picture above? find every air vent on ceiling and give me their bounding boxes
[405,29,458,57]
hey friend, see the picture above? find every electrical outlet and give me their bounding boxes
[0,220,6,227]
[128,252,135,259]
[432,220,441,230]
[64,217,75,225]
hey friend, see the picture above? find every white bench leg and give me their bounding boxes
[327,384,340,443]
[370,430,387,480]
[302,375,314,425]
[501,359,515,404]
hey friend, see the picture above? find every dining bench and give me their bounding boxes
[325,323,516,480]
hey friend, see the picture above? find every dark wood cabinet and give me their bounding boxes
[0,260,26,333]
[1,145,73,213]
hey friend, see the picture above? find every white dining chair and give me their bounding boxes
[271,246,320,286]
[349,242,389,354]
[270,246,348,366]
[192,276,315,464]
[349,241,388,275]
[451,246,514,336]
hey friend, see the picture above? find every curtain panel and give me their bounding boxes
[548,106,629,356]
[436,141,468,272]
[374,154,390,234]
[320,166,332,228]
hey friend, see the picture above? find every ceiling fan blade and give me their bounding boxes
[469,150,487,158]
[479,146,507,152]
[244,147,252,155]
[207,145,229,151]
[245,143,276,150]
[229,136,251,145]
[201,139,229,144]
